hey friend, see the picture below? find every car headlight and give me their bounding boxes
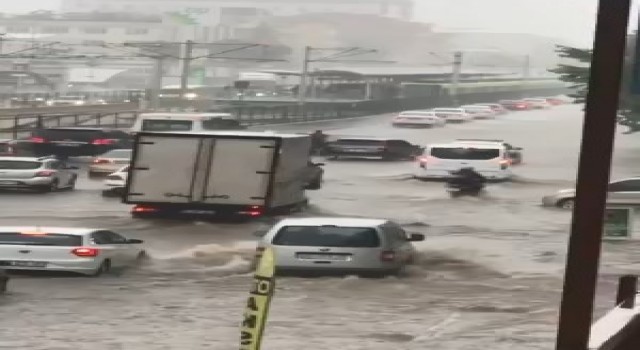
[46,101,54,106]
[75,101,85,105]
[184,93,198,100]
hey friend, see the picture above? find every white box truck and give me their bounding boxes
[123,131,314,219]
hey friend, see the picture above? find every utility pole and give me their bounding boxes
[298,46,311,110]
[451,51,463,105]
[180,40,194,98]
[521,54,531,98]
[150,57,164,110]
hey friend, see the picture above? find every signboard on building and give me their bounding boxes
[603,207,634,239]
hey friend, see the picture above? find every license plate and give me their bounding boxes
[346,149,370,153]
[10,261,47,267]
[181,210,216,215]
[297,253,348,261]
[57,143,81,147]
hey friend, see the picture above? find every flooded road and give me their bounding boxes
[1,104,639,349]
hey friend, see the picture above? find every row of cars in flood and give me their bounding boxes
[390,96,569,127]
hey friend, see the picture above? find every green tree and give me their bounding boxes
[550,40,640,133]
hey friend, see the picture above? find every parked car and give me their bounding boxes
[454,139,524,165]
[0,227,146,276]
[392,111,446,128]
[253,217,425,276]
[325,137,424,160]
[45,96,88,106]
[0,156,78,192]
[542,177,640,209]
[102,165,128,197]
[16,127,132,158]
[499,100,532,111]
[432,108,474,123]
[523,98,552,109]
[89,149,132,177]
[460,105,497,119]
[474,103,509,115]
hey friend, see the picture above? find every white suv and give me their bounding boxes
[0,156,78,192]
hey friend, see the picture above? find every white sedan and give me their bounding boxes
[432,108,474,123]
[0,226,146,276]
[392,111,446,128]
[460,105,497,119]
[102,165,128,197]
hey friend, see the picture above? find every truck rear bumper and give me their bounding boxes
[129,201,307,220]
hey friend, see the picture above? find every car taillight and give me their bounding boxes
[239,205,263,217]
[30,136,45,143]
[380,251,396,262]
[35,170,55,177]
[92,138,116,145]
[132,205,158,213]
[93,158,112,164]
[72,247,100,257]
[418,156,428,168]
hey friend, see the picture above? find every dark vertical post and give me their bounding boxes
[555,0,631,349]
[616,275,638,309]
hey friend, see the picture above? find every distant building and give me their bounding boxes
[60,0,414,20]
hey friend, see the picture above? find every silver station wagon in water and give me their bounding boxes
[254,217,425,276]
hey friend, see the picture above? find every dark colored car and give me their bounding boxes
[16,127,133,158]
[325,138,424,160]
[0,140,15,156]
[498,100,532,111]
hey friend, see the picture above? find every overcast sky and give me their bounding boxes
[0,0,634,47]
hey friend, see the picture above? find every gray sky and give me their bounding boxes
[0,0,628,46]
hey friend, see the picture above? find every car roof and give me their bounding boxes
[429,143,503,149]
[275,217,388,227]
[0,227,98,235]
[0,156,45,162]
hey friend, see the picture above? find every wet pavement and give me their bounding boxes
[1,104,639,349]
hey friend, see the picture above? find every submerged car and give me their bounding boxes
[325,137,424,160]
[0,156,78,192]
[542,177,640,209]
[392,111,446,128]
[253,217,425,276]
[0,227,146,276]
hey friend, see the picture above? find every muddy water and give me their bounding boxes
[1,105,638,349]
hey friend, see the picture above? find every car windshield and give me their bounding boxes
[102,149,132,158]
[0,160,41,169]
[141,119,193,131]
[0,232,82,246]
[272,226,380,247]
[430,147,501,160]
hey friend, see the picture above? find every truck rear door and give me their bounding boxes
[201,138,276,205]
[126,135,203,203]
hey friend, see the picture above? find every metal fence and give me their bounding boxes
[0,87,572,140]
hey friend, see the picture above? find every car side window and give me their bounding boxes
[91,231,112,245]
[609,180,640,192]
[382,223,408,242]
[48,161,61,170]
[103,231,128,244]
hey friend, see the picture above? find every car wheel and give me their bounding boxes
[135,251,149,265]
[36,180,59,193]
[67,176,77,190]
[91,259,111,277]
[557,198,575,210]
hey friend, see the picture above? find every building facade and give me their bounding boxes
[61,0,414,21]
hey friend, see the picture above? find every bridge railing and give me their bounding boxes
[590,276,640,350]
